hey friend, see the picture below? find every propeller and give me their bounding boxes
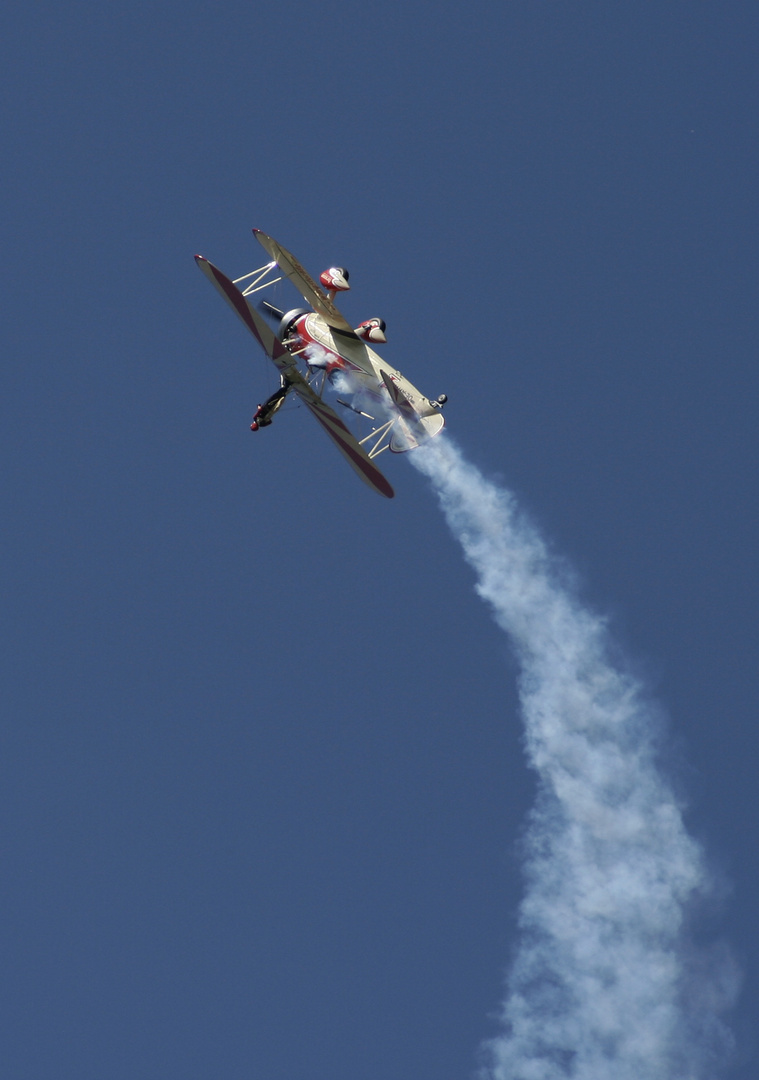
[259,299,284,321]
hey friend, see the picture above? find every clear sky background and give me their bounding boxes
[2,4,758,1078]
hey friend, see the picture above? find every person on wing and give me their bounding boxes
[250,377,290,431]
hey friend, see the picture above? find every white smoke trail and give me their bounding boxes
[409,435,737,1080]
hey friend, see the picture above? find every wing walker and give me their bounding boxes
[195,230,447,499]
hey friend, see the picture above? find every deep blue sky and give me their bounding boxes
[2,4,758,1078]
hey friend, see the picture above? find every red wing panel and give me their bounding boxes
[195,255,290,366]
[298,395,395,499]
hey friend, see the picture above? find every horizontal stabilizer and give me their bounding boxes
[380,370,445,453]
[380,370,420,421]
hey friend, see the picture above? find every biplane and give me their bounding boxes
[195,230,447,499]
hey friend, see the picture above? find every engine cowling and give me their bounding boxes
[355,318,387,344]
[277,308,310,341]
[319,267,350,292]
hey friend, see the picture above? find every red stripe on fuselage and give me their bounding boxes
[294,318,365,374]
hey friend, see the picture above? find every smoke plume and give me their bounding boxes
[410,435,737,1080]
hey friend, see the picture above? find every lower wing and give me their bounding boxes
[295,390,395,499]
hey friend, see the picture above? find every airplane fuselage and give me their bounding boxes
[286,312,444,430]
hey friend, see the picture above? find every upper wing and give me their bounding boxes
[253,229,357,336]
[195,255,291,370]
